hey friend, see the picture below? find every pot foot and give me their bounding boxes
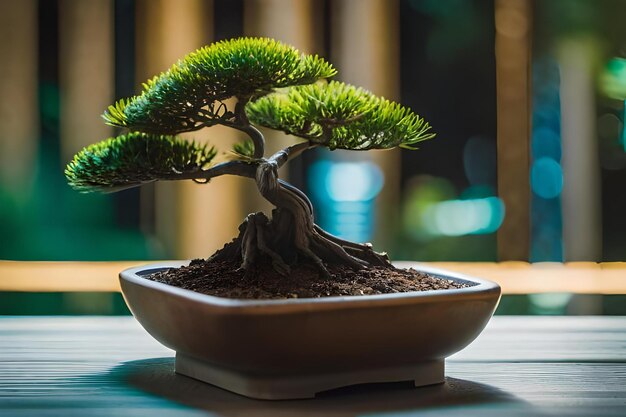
[175,353,445,400]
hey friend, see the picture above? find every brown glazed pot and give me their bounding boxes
[119,261,501,400]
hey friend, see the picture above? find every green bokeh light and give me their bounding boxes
[599,57,626,100]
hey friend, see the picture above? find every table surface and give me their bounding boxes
[1,316,625,417]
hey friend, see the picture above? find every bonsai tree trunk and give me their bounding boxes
[211,144,392,277]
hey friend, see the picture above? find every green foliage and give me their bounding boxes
[65,132,216,192]
[67,36,436,203]
[103,37,336,135]
[231,139,256,159]
[246,81,435,150]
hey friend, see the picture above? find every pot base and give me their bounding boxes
[175,353,444,400]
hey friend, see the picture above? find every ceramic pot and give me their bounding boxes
[119,262,500,400]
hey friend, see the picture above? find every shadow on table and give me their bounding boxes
[100,357,529,417]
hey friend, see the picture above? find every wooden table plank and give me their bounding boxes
[0,317,625,416]
[450,316,626,362]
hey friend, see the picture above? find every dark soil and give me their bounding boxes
[147,257,473,300]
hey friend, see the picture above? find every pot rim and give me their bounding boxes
[120,261,501,312]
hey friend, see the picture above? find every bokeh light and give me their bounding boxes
[321,161,384,202]
[422,197,504,237]
[309,159,384,243]
[531,157,563,199]
[530,57,563,261]
[402,176,456,242]
[401,175,503,241]
[599,57,626,100]
[528,293,573,315]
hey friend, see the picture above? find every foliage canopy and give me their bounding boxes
[65,132,216,192]
[103,37,336,134]
[67,37,435,194]
[246,81,435,150]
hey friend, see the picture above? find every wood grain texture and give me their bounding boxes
[0,317,625,416]
[2,261,626,294]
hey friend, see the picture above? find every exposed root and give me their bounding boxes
[210,208,392,278]
[314,225,391,267]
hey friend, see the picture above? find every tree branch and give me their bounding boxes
[229,124,265,159]
[269,141,317,168]
[226,96,265,159]
[96,160,257,194]
[164,160,257,182]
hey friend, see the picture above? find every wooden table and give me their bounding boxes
[1,316,625,417]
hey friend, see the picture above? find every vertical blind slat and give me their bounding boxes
[59,0,114,164]
[0,1,39,191]
[495,0,532,260]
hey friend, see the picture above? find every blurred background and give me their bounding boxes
[1,0,626,314]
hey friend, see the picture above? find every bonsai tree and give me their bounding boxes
[65,38,434,278]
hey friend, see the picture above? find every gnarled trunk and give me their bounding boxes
[210,160,391,277]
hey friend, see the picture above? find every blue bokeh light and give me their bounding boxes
[530,157,563,199]
[309,160,384,243]
[530,57,563,261]
[322,162,384,202]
